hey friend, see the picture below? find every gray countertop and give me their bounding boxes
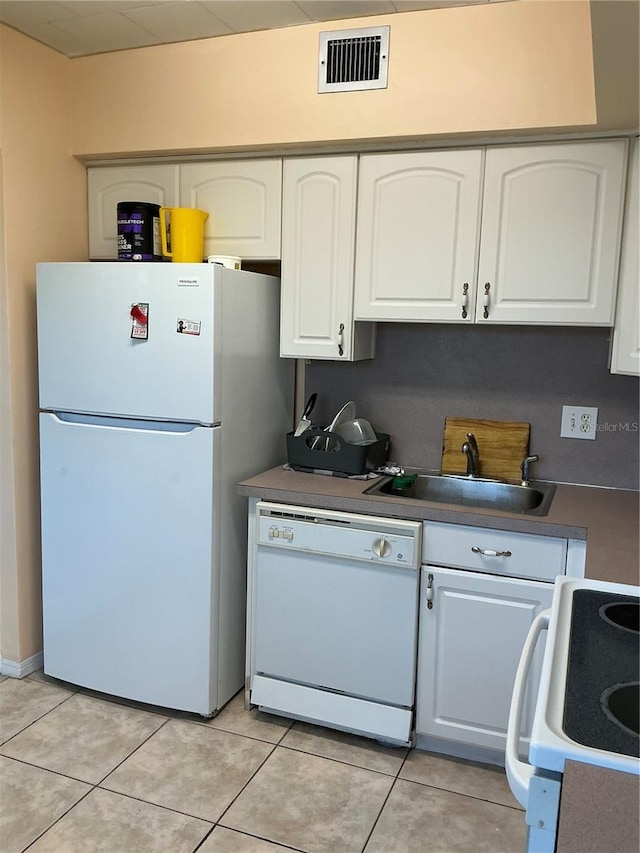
[238,467,640,586]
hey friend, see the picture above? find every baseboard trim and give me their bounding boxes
[0,650,44,678]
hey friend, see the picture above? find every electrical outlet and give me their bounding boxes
[560,406,598,440]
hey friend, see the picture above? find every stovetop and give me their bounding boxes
[529,577,640,775]
[563,589,639,757]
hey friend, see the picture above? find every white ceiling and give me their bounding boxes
[0,0,505,58]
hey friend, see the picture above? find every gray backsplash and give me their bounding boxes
[305,324,640,490]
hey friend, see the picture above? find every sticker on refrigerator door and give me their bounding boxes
[130,303,149,339]
[176,318,201,336]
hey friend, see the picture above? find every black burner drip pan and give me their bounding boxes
[563,590,640,757]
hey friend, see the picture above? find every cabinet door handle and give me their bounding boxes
[461,283,469,319]
[426,572,434,609]
[337,323,345,357]
[471,546,512,557]
[483,282,491,319]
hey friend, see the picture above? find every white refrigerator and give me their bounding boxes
[37,262,293,716]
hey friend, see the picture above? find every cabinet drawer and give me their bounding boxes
[422,521,566,582]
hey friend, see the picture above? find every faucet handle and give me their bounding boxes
[521,455,539,486]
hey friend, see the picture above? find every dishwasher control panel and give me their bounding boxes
[257,502,422,569]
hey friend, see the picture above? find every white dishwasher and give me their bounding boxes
[249,501,422,745]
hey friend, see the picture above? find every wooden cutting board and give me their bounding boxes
[441,417,531,481]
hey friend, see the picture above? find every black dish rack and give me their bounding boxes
[286,428,390,476]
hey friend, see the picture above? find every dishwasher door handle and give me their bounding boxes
[505,609,550,809]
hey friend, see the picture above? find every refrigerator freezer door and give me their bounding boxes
[40,412,219,715]
[37,263,217,423]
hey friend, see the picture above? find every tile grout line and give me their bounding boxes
[93,723,286,829]
[213,740,404,853]
[191,825,217,852]
[0,684,79,750]
[359,745,413,852]
[359,761,523,853]
[395,745,524,811]
[1,694,172,786]
[7,713,173,852]
[395,776,526,812]
[189,718,295,744]
[360,774,401,853]
[21,782,95,852]
[274,741,408,778]
[192,825,306,853]
[0,753,96,787]
[18,745,216,853]
[211,739,279,828]
[87,784,218,823]
[94,716,171,787]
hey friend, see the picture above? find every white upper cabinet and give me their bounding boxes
[179,160,282,259]
[610,138,640,375]
[354,150,484,322]
[88,160,281,261]
[88,165,179,260]
[478,140,628,325]
[354,141,627,325]
[280,156,375,361]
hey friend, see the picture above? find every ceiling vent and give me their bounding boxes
[318,25,390,94]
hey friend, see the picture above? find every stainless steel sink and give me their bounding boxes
[364,474,556,516]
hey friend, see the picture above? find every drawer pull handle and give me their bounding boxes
[472,546,512,557]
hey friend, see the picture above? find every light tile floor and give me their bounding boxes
[0,672,526,853]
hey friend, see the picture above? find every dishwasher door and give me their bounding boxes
[250,502,421,742]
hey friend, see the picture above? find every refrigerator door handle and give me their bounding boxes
[44,411,214,432]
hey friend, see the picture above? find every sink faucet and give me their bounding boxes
[461,433,480,478]
[521,455,539,487]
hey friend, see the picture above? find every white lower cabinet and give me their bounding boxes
[416,566,553,759]
[415,520,565,762]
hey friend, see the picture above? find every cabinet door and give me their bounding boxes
[180,160,282,259]
[280,156,374,360]
[610,138,639,375]
[477,140,627,325]
[354,150,483,322]
[416,566,553,755]
[88,165,179,259]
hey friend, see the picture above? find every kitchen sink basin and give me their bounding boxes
[365,473,556,516]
